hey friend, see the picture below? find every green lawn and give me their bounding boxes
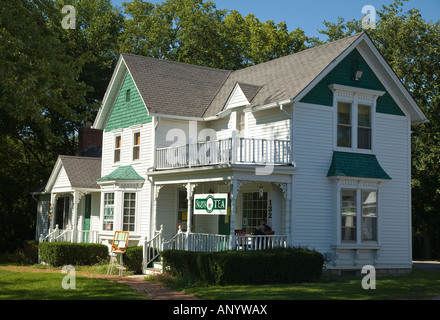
[0,268,147,300]
[1,263,439,300]
[174,269,440,300]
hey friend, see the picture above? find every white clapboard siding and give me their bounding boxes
[52,166,71,192]
[247,107,291,141]
[225,85,249,109]
[208,114,233,141]
[291,103,335,252]
[374,113,411,267]
[155,184,177,240]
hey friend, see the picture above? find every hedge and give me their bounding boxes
[124,246,143,274]
[161,247,324,285]
[38,242,109,267]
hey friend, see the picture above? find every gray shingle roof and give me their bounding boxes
[122,53,232,118]
[120,33,363,118]
[205,33,363,117]
[59,155,101,189]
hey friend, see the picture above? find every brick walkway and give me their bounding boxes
[114,275,201,300]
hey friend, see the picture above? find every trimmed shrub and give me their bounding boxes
[162,247,324,286]
[38,242,109,267]
[124,246,144,274]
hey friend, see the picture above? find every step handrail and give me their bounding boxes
[143,225,163,269]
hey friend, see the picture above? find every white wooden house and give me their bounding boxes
[35,32,427,274]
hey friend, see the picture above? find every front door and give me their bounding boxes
[83,194,91,243]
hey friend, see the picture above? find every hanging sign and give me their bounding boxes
[194,194,228,215]
[110,231,129,253]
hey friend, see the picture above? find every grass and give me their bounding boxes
[164,269,440,300]
[0,264,147,300]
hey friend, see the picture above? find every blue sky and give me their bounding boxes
[111,0,439,40]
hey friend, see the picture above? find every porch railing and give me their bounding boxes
[39,225,99,244]
[163,231,230,252]
[236,234,287,250]
[143,225,163,268]
[156,135,291,170]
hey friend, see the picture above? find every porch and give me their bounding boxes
[144,165,295,271]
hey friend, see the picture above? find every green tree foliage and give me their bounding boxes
[319,0,440,258]
[0,0,123,251]
[119,0,310,70]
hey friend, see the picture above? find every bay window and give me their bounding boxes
[103,193,114,231]
[123,192,136,232]
[340,188,378,244]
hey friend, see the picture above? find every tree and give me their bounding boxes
[318,0,440,258]
[0,0,90,251]
[119,0,311,70]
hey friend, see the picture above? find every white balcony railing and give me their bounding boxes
[156,135,291,170]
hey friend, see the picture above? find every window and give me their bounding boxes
[123,193,136,232]
[358,104,372,150]
[133,132,140,161]
[337,102,352,148]
[126,89,131,102]
[362,191,377,241]
[341,190,357,242]
[336,101,373,151]
[242,192,268,234]
[103,193,114,231]
[341,189,378,243]
[114,135,121,163]
[236,111,245,137]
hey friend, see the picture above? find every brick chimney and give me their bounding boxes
[78,122,103,157]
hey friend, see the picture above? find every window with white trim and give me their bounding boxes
[341,188,377,243]
[114,135,121,163]
[123,192,136,232]
[337,101,373,150]
[103,193,114,231]
[133,131,140,161]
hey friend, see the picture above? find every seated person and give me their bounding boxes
[252,218,272,235]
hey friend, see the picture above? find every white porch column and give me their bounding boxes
[229,179,239,250]
[72,190,79,242]
[50,193,56,230]
[286,183,292,246]
[186,182,196,234]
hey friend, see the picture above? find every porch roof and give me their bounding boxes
[327,151,391,181]
[97,165,144,181]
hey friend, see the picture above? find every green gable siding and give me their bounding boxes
[300,49,405,117]
[105,72,152,132]
[327,151,391,180]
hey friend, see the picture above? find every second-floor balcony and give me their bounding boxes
[155,134,291,170]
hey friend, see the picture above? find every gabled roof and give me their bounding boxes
[97,165,144,182]
[122,53,231,118]
[94,32,427,128]
[45,156,102,192]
